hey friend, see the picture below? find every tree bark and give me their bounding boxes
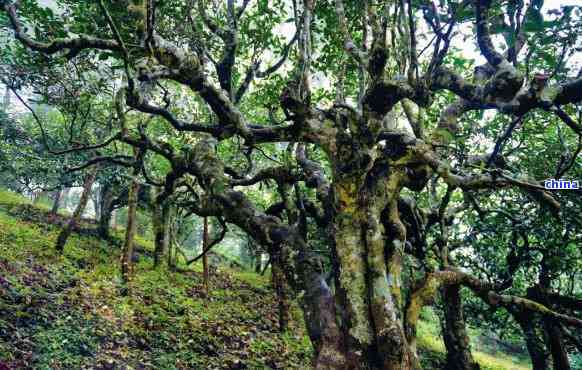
[441,285,480,370]
[301,262,347,369]
[152,193,170,268]
[331,175,414,370]
[55,170,97,253]
[121,174,139,289]
[167,221,177,271]
[271,252,291,332]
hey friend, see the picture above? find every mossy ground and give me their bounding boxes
[0,189,532,369]
[417,309,531,370]
[0,190,311,369]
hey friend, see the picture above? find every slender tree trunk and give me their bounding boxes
[202,216,210,294]
[121,174,139,289]
[441,285,479,370]
[167,221,176,270]
[271,253,290,332]
[50,188,63,215]
[544,319,570,370]
[55,169,97,253]
[514,311,549,370]
[3,85,9,109]
[152,193,170,268]
[98,184,114,239]
[254,256,261,273]
[537,262,571,370]
[260,260,270,275]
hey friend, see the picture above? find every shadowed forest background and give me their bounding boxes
[0,0,581,369]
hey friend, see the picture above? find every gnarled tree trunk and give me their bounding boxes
[330,170,415,369]
[299,256,346,370]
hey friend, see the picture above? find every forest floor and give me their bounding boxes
[0,189,532,369]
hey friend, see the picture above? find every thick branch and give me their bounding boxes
[474,0,504,67]
[66,155,134,173]
[407,269,582,339]
[2,1,122,57]
[230,166,300,186]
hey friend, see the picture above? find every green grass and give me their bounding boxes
[417,311,531,370]
[0,189,312,369]
[0,188,533,369]
[0,188,31,208]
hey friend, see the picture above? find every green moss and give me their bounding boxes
[0,191,313,369]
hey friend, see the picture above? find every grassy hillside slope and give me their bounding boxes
[0,190,531,369]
